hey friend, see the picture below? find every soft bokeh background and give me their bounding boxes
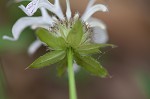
[0,0,150,99]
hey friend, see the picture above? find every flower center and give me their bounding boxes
[48,13,93,42]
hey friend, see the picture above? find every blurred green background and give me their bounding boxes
[0,0,150,99]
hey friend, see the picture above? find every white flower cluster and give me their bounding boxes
[3,0,109,54]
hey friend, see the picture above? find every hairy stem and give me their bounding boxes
[67,48,77,99]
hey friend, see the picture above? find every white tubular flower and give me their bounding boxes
[73,61,80,72]
[87,17,108,43]
[3,8,52,41]
[28,40,42,54]
[3,0,109,55]
[19,0,64,19]
[66,0,72,20]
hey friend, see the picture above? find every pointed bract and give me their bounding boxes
[75,54,108,78]
[67,20,84,47]
[36,28,66,50]
[29,50,66,69]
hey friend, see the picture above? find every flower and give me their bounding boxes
[3,0,109,54]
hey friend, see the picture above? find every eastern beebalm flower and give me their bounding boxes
[3,0,109,54]
[3,0,114,77]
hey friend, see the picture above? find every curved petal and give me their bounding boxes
[51,16,58,22]
[19,0,40,16]
[81,4,108,21]
[92,27,108,44]
[3,16,52,41]
[85,0,96,11]
[73,61,80,72]
[88,18,108,43]
[31,24,50,30]
[40,8,54,24]
[66,0,71,20]
[54,0,64,19]
[28,40,42,54]
[19,0,64,19]
[40,0,64,19]
[88,17,106,30]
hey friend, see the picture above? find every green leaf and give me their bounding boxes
[36,28,66,50]
[57,57,67,77]
[96,44,117,48]
[75,54,108,78]
[75,44,102,55]
[67,20,84,47]
[29,50,66,69]
[76,43,115,55]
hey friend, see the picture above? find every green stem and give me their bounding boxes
[67,48,77,99]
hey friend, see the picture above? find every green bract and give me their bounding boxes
[75,54,108,78]
[29,19,114,77]
[30,50,66,69]
[66,20,84,47]
[36,29,66,50]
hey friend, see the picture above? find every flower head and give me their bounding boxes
[3,0,109,54]
[3,0,114,77]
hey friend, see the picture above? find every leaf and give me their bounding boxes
[75,44,102,55]
[76,43,115,55]
[57,57,67,77]
[36,28,66,50]
[96,44,117,49]
[67,20,84,47]
[29,50,66,69]
[75,54,108,78]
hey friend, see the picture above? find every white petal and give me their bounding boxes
[92,27,108,43]
[73,62,80,72]
[81,4,108,21]
[28,40,42,54]
[66,0,71,20]
[88,18,108,43]
[19,5,31,16]
[88,17,106,30]
[40,0,64,19]
[40,8,54,24]
[19,0,39,16]
[41,0,64,19]
[54,0,64,20]
[86,0,96,11]
[39,0,55,12]
[54,0,62,12]
[19,0,64,19]
[52,16,59,22]
[3,16,51,41]
[31,24,49,30]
